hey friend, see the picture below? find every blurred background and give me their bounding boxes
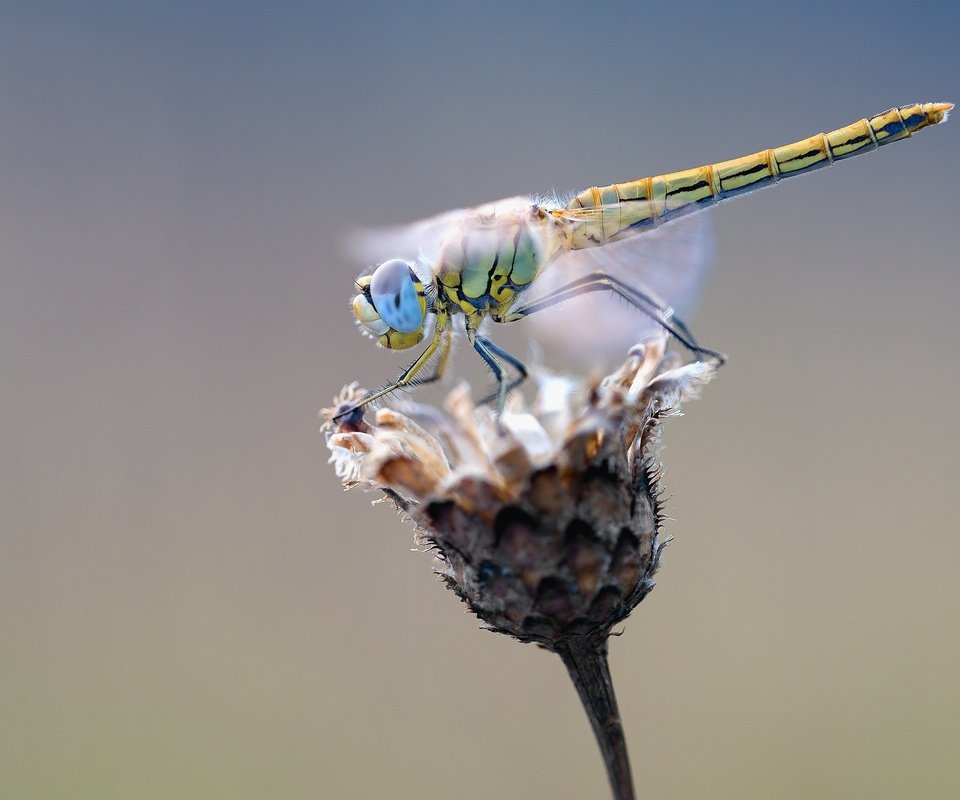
[2,2,958,798]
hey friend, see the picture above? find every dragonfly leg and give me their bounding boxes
[500,271,725,364]
[408,325,453,387]
[333,327,444,421]
[473,335,528,415]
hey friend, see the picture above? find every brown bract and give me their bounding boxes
[323,335,718,651]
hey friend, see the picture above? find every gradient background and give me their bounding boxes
[2,3,958,798]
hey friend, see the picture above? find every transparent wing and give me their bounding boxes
[343,207,467,268]
[517,209,715,367]
[343,195,538,268]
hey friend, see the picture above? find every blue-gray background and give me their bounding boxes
[2,3,958,797]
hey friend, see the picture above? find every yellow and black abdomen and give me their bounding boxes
[566,102,951,248]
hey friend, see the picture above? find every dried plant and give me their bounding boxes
[323,334,720,800]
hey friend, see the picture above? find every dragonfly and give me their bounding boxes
[339,102,952,419]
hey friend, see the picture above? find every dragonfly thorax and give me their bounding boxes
[433,204,564,320]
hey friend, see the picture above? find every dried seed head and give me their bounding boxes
[323,336,719,651]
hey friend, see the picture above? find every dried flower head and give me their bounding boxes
[323,333,718,652]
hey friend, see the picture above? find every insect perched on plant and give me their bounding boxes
[340,102,951,419]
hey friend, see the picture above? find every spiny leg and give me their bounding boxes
[469,335,529,416]
[500,271,725,363]
[473,335,529,411]
[333,327,444,421]
[408,325,453,387]
[471,337,509,416]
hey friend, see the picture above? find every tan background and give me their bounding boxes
[2,3,958,797]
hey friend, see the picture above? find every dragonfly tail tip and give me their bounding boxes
[929,101,954,124]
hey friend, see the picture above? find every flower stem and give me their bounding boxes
[557,639,636,800]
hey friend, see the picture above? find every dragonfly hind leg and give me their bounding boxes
[499,271,725,364]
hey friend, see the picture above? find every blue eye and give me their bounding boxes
[370,259,424,332]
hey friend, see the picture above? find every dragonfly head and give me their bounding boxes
[351,258,427,350]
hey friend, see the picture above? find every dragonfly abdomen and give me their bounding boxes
[566,102,951,248]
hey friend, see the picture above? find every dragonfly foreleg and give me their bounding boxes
[333,327,445,421]
[473,335,528,415]
[500,271,725,364]
[408,326,453,387]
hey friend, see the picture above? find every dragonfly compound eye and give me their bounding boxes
[369,259,424,333]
